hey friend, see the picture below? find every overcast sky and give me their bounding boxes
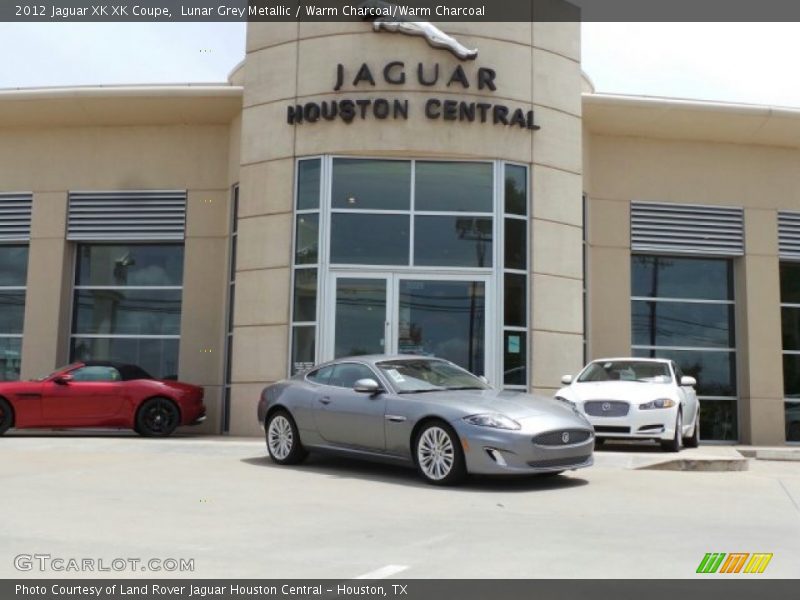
[2,22,800,108]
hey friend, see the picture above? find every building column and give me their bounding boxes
[586,197,632,360]
[20,192,71,380]
[177,189,231,434]
[736,208,785,445]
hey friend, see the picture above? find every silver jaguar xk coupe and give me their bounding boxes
[257,355,594,485]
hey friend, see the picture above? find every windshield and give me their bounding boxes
[34,363,81,381]
[376,359,490,394]
[577,360,672,384]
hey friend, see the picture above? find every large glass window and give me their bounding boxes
[0,245,28,381]
[781,262,800,442]
[290,157,529,387]
[328,159,494,269]
[631,255,737,441]
[291,158,322,375]
[223,184,239,432]
[502,164,528,389]
[70,244,183,379]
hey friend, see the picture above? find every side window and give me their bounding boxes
[71,366,121,382]
[329,363,377,389]
[306,365,334,385]
[672,361,684,382]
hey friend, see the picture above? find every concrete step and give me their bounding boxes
[593,443,749,471]
[736,446,800,462]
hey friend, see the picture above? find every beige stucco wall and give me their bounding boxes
[231,21,585,435]
[584,131,800,443]
[1,119,236,432]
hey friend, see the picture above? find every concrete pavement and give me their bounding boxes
[0,434,798,579]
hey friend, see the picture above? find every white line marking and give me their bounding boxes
[354,564,409,579]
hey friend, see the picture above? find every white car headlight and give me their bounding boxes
[639,398,677,410]
[463,413,521,430]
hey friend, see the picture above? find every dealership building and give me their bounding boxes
[1,20,800,444]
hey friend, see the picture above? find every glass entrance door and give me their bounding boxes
[327,273,491,378]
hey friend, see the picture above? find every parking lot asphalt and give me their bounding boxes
[1,433,799,579]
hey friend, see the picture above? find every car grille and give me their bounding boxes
[527,455,592,469]
[584,400,630,417]
[532,429,592,446]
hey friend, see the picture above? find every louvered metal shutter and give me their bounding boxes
[779,212,800,259]
[67,191,186,241]
[0,193,33,241]
[631,202,744,256]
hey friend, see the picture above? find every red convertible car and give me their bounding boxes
[0,361,205,437]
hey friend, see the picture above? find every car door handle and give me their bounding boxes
[318,397,331,405]
[385,415,407,423]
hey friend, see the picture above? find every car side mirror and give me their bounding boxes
[54,374,73,385]
[680,376,697,387]
[353,378,381,394]
[561,374,573,385]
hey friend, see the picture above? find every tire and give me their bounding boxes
[683,415,700,448]
[265,409,308,465]
[660,411,683,453]
[414,421,466,486]
[135,397,180,437]
[0,397,13,435]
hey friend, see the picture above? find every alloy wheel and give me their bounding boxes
[268,415,294,460]
[143,400,176,434]
[417,426,455,481]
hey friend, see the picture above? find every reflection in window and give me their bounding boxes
[71,244,183,379]
[0,245,28,381]
[632,301,734,348]
[70,338,179,381]
[414,216,492,267]
[295,214,319,264]
[331,213,410,265]
[781,262,800,441]
[504,165,528,216]
[631,255,736,441]
[332,159,410,210]
[415,161,493,212]
[632,255,733,301]
[297,159,321,210]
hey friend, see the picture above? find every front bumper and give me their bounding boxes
[580,404,678,440]
[452,419,595,475]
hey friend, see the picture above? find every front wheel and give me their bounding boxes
[414,422,466,486]
[0,397,13,435]
[660,411,683,453]
[136,397,180,437]
[683,415,700,448]
[266,410,308,465]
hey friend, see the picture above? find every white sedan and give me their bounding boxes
[555,358,700,451]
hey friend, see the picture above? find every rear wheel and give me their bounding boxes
[266,410,308,465]
[0,398,13,435]
[414,422,466,486]
[136,397,180,437]
[661,411,683,452]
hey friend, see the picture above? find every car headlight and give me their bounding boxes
[639,398,677,410]
[555,395,575,407]
[463,413,521,430]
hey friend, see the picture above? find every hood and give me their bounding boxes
[559,381,676,404]
[420,388,582,421]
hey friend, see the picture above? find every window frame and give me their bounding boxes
[289,156,530,390]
